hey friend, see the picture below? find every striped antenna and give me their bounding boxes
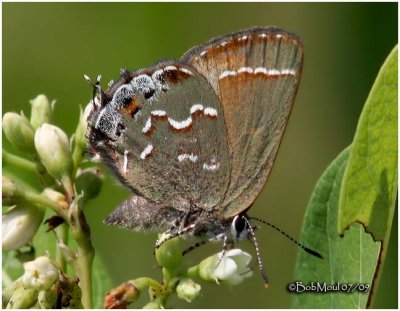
[248,217,323,259]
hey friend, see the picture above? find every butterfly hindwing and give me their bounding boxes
[181,27,303,218]
[104,194,185,232]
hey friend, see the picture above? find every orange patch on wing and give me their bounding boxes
[122,97,142,118]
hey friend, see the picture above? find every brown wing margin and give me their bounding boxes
[180,26,303,218]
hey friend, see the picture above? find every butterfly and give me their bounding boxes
[86,26,319,285]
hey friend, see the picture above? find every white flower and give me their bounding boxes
[198,249,253,285]
[22,256,60,290]
[2,205,44,251]
[176,278,201,302]
[34,123,73,180]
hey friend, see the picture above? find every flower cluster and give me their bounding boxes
[2,95,101,309]
[104,234,254,309]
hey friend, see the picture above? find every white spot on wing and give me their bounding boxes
[237,67,254,74]
[177,153,198,163]
[219,70,237,80]
[203,162,220,171]
[179,68,193,75]
[190,104,204,114]
[142,117,152,133]
[152,69,167,91]
[140,144,153,160]
[254,67,269,75]
[268,69,281,75]
[164,65,177,71]
[123,150,129,174]
[219,67,297,80]
[140,105,217,136]
[151,110,167,117]
[131,75,155,97]
[204,107,218,117]
[281,69,297,75]
[168,116,192,130]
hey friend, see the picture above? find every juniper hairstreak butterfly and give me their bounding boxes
[86,26,322,286]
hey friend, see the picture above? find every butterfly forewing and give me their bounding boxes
[87,62,230,211]
[181,27,303,217]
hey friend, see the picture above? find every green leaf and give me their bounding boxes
[337,45,397,305]
[338,46,397,245]
[92,255,114,309]
[292,46,397,308]
[292,147,381,308]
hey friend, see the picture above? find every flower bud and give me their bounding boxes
[2,204,44,251]
[2,176,19,205]
[37,288,57,309]
[142,301,163,309]
[74,103,92,154]
[176,278,201,303]
[4,278,38,309]
[34,124,73,181]
[155,233,183,271]
[3,112,36,153]
[197,249,253,285]
[75,167,103,201]
[104,282,140,309]
[22,256,60,290]
[42,188,68,209]
[30,95,52,129]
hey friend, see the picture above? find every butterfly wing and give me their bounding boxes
[87,62,230,213]
[181,27,303,218]
[104,194,185,232]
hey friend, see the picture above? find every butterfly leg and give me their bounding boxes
[155,207,197,249]
[182,240,207,256]
[155,223,197,249]
[215,235,234,268]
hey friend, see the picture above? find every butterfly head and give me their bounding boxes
[230,214,251,243]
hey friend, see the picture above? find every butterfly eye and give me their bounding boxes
[231,215,248,242]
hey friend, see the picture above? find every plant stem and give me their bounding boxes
[133,277,164,291]
[3,149,37,173]
[3,149,55,186]
[69,203,94,309]
[55,223,69,272]
[74,239,94,309]
[21,191,67,220]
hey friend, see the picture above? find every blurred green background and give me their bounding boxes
[3,2,397,308]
